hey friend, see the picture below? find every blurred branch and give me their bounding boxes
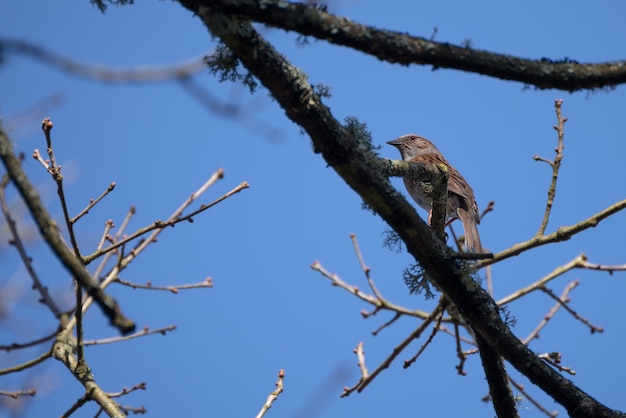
[0,329,57,352]
[62,171,246,336]
[0,351,51,376]
[177,77,283,140]
[0,173,64,319]
[0,38,206,83]
[0,388,36,399]
[0,124,136,335]
[2,93,64,134]
[83,173,248,264]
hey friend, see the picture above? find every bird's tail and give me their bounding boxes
[458,210,483,253]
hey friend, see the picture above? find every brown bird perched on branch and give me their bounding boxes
[387,134,482,253]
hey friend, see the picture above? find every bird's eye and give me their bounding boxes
[410,135,417,140]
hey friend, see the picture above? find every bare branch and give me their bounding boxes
[507,376,558,417]
[523,280,581,344]
[536,99,567,236]
[479,200,626,269]
[0,125,135,335]
[0,175,64,318]
[255,369,285,418]
[187,9,621,415]
[0,37,206,83]
[310,261,431,319]
[114,277,213,293]
[84,325,177,346]
[0,351,52,376]
[52,338,125,417]
[475,332,519,418]
[342,302,445,396]
[71,182,116,224]
[198,0,626,91]
[539,284,603,334]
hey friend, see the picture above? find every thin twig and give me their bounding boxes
[479,198,626,269]
[0,389,36,399]
[63,175,244,335]
[497,255,585,306]
[106,382,147,398]
[71,182,116,224]
[355,342,368,378]
[84,325,177,346]
[255,370,285,418]
[114,277,213,293]
[539,284,603,334]
[0,176,64,318]
[83,177,248,264]
[523,280,580,344]
[311,261,431,319]
[403,307,444,369]
[507,375,558,417]
[0,38,206,83]
[453,321,468,376]
[40,119,81,255]
[0,124,135,334]
[0,329,58,352]
[342,302,445,396]
[535,99,567,236]
[538,352,576,375]
[0,351,52,376]
[371,312,401,336]
[60,393,90,418]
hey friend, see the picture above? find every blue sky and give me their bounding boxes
[2,1,626,417]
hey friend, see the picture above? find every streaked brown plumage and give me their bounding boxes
[387,134,482,252]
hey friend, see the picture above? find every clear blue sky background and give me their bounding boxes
[2,1,625,417]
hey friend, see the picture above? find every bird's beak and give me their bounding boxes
[386,138,401,146]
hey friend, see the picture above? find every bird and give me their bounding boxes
[387,134,482,253]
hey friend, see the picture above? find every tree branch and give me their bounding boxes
[0,38,205,83]
[474,332,518,418]
[199,0,626,91]
[180,4,624,415]
[0,127,135,335]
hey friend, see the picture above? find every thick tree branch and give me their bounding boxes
[178,4,624,416]
[382,158,449,240]
[200,0,626,92]
[474,332,518,418]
